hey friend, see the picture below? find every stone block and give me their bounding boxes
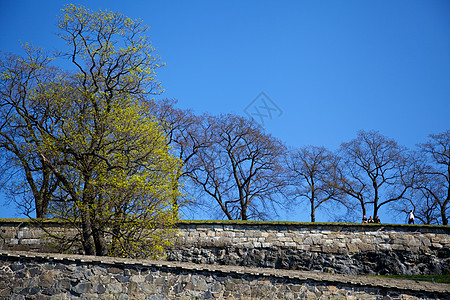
[189,232,200,238]
[335,242,346,249]
[420,238,431,247]
[347,243,359,253]
[278,237,290,242]
[253,242,261,248]
[322,244,340,254]
[310,235,323,245]
[292,237,303,244]
[310,246,322,252]
[350,238,362,244]
[378,244,391,251]
[72,282,93,295]
[391,244,404,251]
[260,231,269,237]
[196,226,209,231]
[284,242,297,248]
[20,239,41,245]
[432,243,443,249]
[297,244,311,251]
[303,237,313,245]
[223,231,235,238]
[21,229,40,239]
[358,243,375,252]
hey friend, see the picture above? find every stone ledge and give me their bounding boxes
[2,218,450,231]
[1,250,449,295]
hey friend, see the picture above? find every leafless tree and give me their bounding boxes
[416,131,450,225]
[0,49,62,218]
[188,114,288,220]
[286,145,343,222]
[336,130,413,220]
[147,98,213,213]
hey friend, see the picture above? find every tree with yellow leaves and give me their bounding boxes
[0,5,181,258]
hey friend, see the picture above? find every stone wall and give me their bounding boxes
[1,250,449,299]
[0,219,78,253]
[1,219,449,276]
[168,221,450,276]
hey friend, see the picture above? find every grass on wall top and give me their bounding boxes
[0,218,448,229]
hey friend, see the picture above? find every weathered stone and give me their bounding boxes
[39,270,54,288]
[97,283,107,294]
[71,282,92,295]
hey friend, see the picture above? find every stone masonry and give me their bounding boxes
[167,221,450,275]
[1,250,449,299]
[1,220,450,275]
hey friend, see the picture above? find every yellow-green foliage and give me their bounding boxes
[57,4,164,96]
[42,93,182,257]
[15,5,182,258]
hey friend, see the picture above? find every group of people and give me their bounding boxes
[362,215,381,223]
[361,210,415,224]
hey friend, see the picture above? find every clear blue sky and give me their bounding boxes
[1,0,449,222]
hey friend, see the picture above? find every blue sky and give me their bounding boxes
[1,1,449,222]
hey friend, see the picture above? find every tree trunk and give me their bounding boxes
[360,199,367,219]
[80,206,96,255]
[35,195,44,219]
[81,177,97,255]
[373,205,379,219]
[241,204,248,220]
[443,182,450,225]
[92,222,108,256]
[310,200,315,222]
[441,203,449,225]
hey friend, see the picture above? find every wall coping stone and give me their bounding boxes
[1,218,449,233]
[1,249,449,296]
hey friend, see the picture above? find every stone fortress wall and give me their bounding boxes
[1,219,449,275]
[168,221,450,276]
[1,250,449,299]
[0,219,449,299]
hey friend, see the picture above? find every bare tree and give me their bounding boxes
[147,99,213,214]
[286,146,342,222]
[390,153,441,224]
[189,114,288,220]
[417,131,450,225]
[0,49,62,218]
[336,130,413,220]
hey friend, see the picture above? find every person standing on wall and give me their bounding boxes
[408,210,415,224]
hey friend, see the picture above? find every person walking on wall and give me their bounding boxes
[408,210,415,224]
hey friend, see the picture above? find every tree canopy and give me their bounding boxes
[0,5,181,257]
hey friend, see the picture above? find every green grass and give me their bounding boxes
[1,218,449,229]
[371,275,450,284]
